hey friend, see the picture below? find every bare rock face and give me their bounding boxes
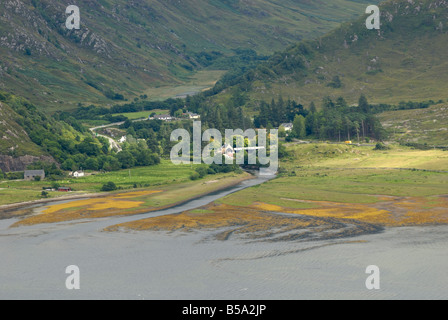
[0,155,56,172]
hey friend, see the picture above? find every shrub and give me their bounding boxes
[195,166,208,178]
[374,142,390,150]
[189,172,200,180]
[101,181,117,192]
[6,172,24,180]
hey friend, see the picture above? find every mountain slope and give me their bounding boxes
[0,0,378,111]
[0,91,96,172]
[213,0,448,107]
[0,99,43,157]
[0,94,55,172]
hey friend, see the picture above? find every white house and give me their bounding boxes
[280,123,293,132]
[186,112,200,119]
[73,171,85,178]
[119,136,127,143]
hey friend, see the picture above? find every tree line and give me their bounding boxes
[256,95,387,142]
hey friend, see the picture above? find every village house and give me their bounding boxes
[280,123,293,132]
[24,170,45,181]
[73,171,85,178]
[186,111,200,119]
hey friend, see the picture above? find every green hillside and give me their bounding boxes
[0,91,107,172]
[378,103,448,146]
[0,0,378,111]
[0,98,43,157]
[211,0,448,107]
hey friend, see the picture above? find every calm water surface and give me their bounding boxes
[0,174,447,299]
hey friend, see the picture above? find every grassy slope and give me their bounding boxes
[141,70,227,101]
[213,0,448,107]
[0,0,378,111]
[378,103,448,146]
[0,101,43,157]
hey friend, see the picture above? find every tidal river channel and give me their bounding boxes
[0,173,447,299]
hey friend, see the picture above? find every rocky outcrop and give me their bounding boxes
[0,155,56,172]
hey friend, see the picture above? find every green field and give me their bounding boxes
[0,188,51,207]
[141,70,227,101]
[0,160,201,206]
[218,143,448,207]
[111,109,169,120]
[282,143,448,171]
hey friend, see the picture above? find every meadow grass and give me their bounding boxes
[378,103,448,146]
[0,160,198,206]
[283,143,448,171]
[219,143,448,208]
[0,188,49,206]
[142,70,226,101]
[111,109,169,120]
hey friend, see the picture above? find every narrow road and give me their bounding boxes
[89,118,150,153]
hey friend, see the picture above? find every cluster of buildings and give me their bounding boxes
[23,169,85,181]
[150,111,200,121]
[24,170,73,192]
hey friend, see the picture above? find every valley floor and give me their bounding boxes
[3,143,448,235]
[1,143,447,299]
[104,143,448,235]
